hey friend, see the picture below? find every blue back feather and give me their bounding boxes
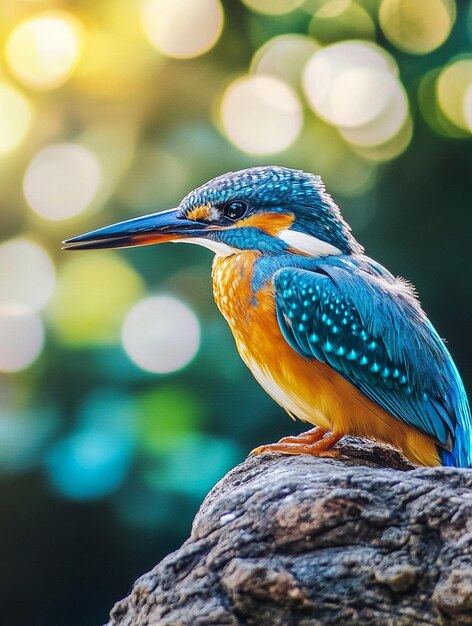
[253,254,471,467]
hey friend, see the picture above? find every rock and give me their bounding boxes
[108,437,472,626]
[433,569,472,622]
[374,563,418,592]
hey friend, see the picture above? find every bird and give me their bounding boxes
[63,166,471,468]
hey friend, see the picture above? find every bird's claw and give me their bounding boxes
[249,431,343,458]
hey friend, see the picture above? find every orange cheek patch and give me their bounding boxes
[234,212,295,236]
[186,204,211,221]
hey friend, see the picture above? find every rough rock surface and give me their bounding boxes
[108,438,472,625]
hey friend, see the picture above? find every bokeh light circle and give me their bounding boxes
[0,239,55,312]
[436,59,472,131]
[303,41,397,127]
[23,143,102,221]
[379,0,455,55]
[251,34,320,87]
[309,0,375,44]
[122,296,200,374]
[0,307,44,373]
[463,84,472,133]
[5,12,83,90]
[338,78,409,146]
[350,115,413,161]
[417,68,464,138]
[141,0,224,59]
[0,83,33,153]
[45,430,133,500]
[220,75,303,155]
[241,0,304,15]
[50,253,144,346]
[303,41,408,147]
[329,67,396,128]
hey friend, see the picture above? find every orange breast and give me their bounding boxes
[212,253,440,467]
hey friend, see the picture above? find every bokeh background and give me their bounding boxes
[0,0,471,624]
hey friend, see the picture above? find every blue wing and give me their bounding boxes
[273,262,470,459]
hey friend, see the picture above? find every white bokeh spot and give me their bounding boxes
[0,307,44,373]
[220,75,303,155]
[0,238,56,312]
[121,296,200,374]
[23,143,102,221]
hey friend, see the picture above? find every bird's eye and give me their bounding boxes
[223,200,248,221]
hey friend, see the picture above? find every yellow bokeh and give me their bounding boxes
[0,82,33,153]
[379,0,455,55]
[141,0,224,59]
[74,4,153,97]
[74,28,115,83]
[436,58,472,132]
[5,11,84,90]
[49,254,145,346]
[417,68,467,138]
[463,85,472,133]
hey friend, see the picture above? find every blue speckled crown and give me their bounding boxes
[179,166,363,255]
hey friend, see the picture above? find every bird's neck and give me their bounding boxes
[212,252,261,326]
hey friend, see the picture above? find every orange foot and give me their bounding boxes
[250,427,343,458]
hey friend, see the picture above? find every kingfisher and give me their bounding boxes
[63,166,471,468]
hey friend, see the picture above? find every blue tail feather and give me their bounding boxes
[438,360,472,468]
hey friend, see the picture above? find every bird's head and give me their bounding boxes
[63,166,362,257]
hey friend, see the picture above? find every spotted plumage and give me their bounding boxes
[274,263,463,458]
[63,166,472,468]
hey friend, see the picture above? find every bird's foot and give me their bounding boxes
[277,426,326,445]
[250,430,343,458]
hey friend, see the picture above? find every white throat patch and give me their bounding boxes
[174,237,236,257]
[279,229,342,258]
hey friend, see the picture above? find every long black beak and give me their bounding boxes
[62,208,206,250]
